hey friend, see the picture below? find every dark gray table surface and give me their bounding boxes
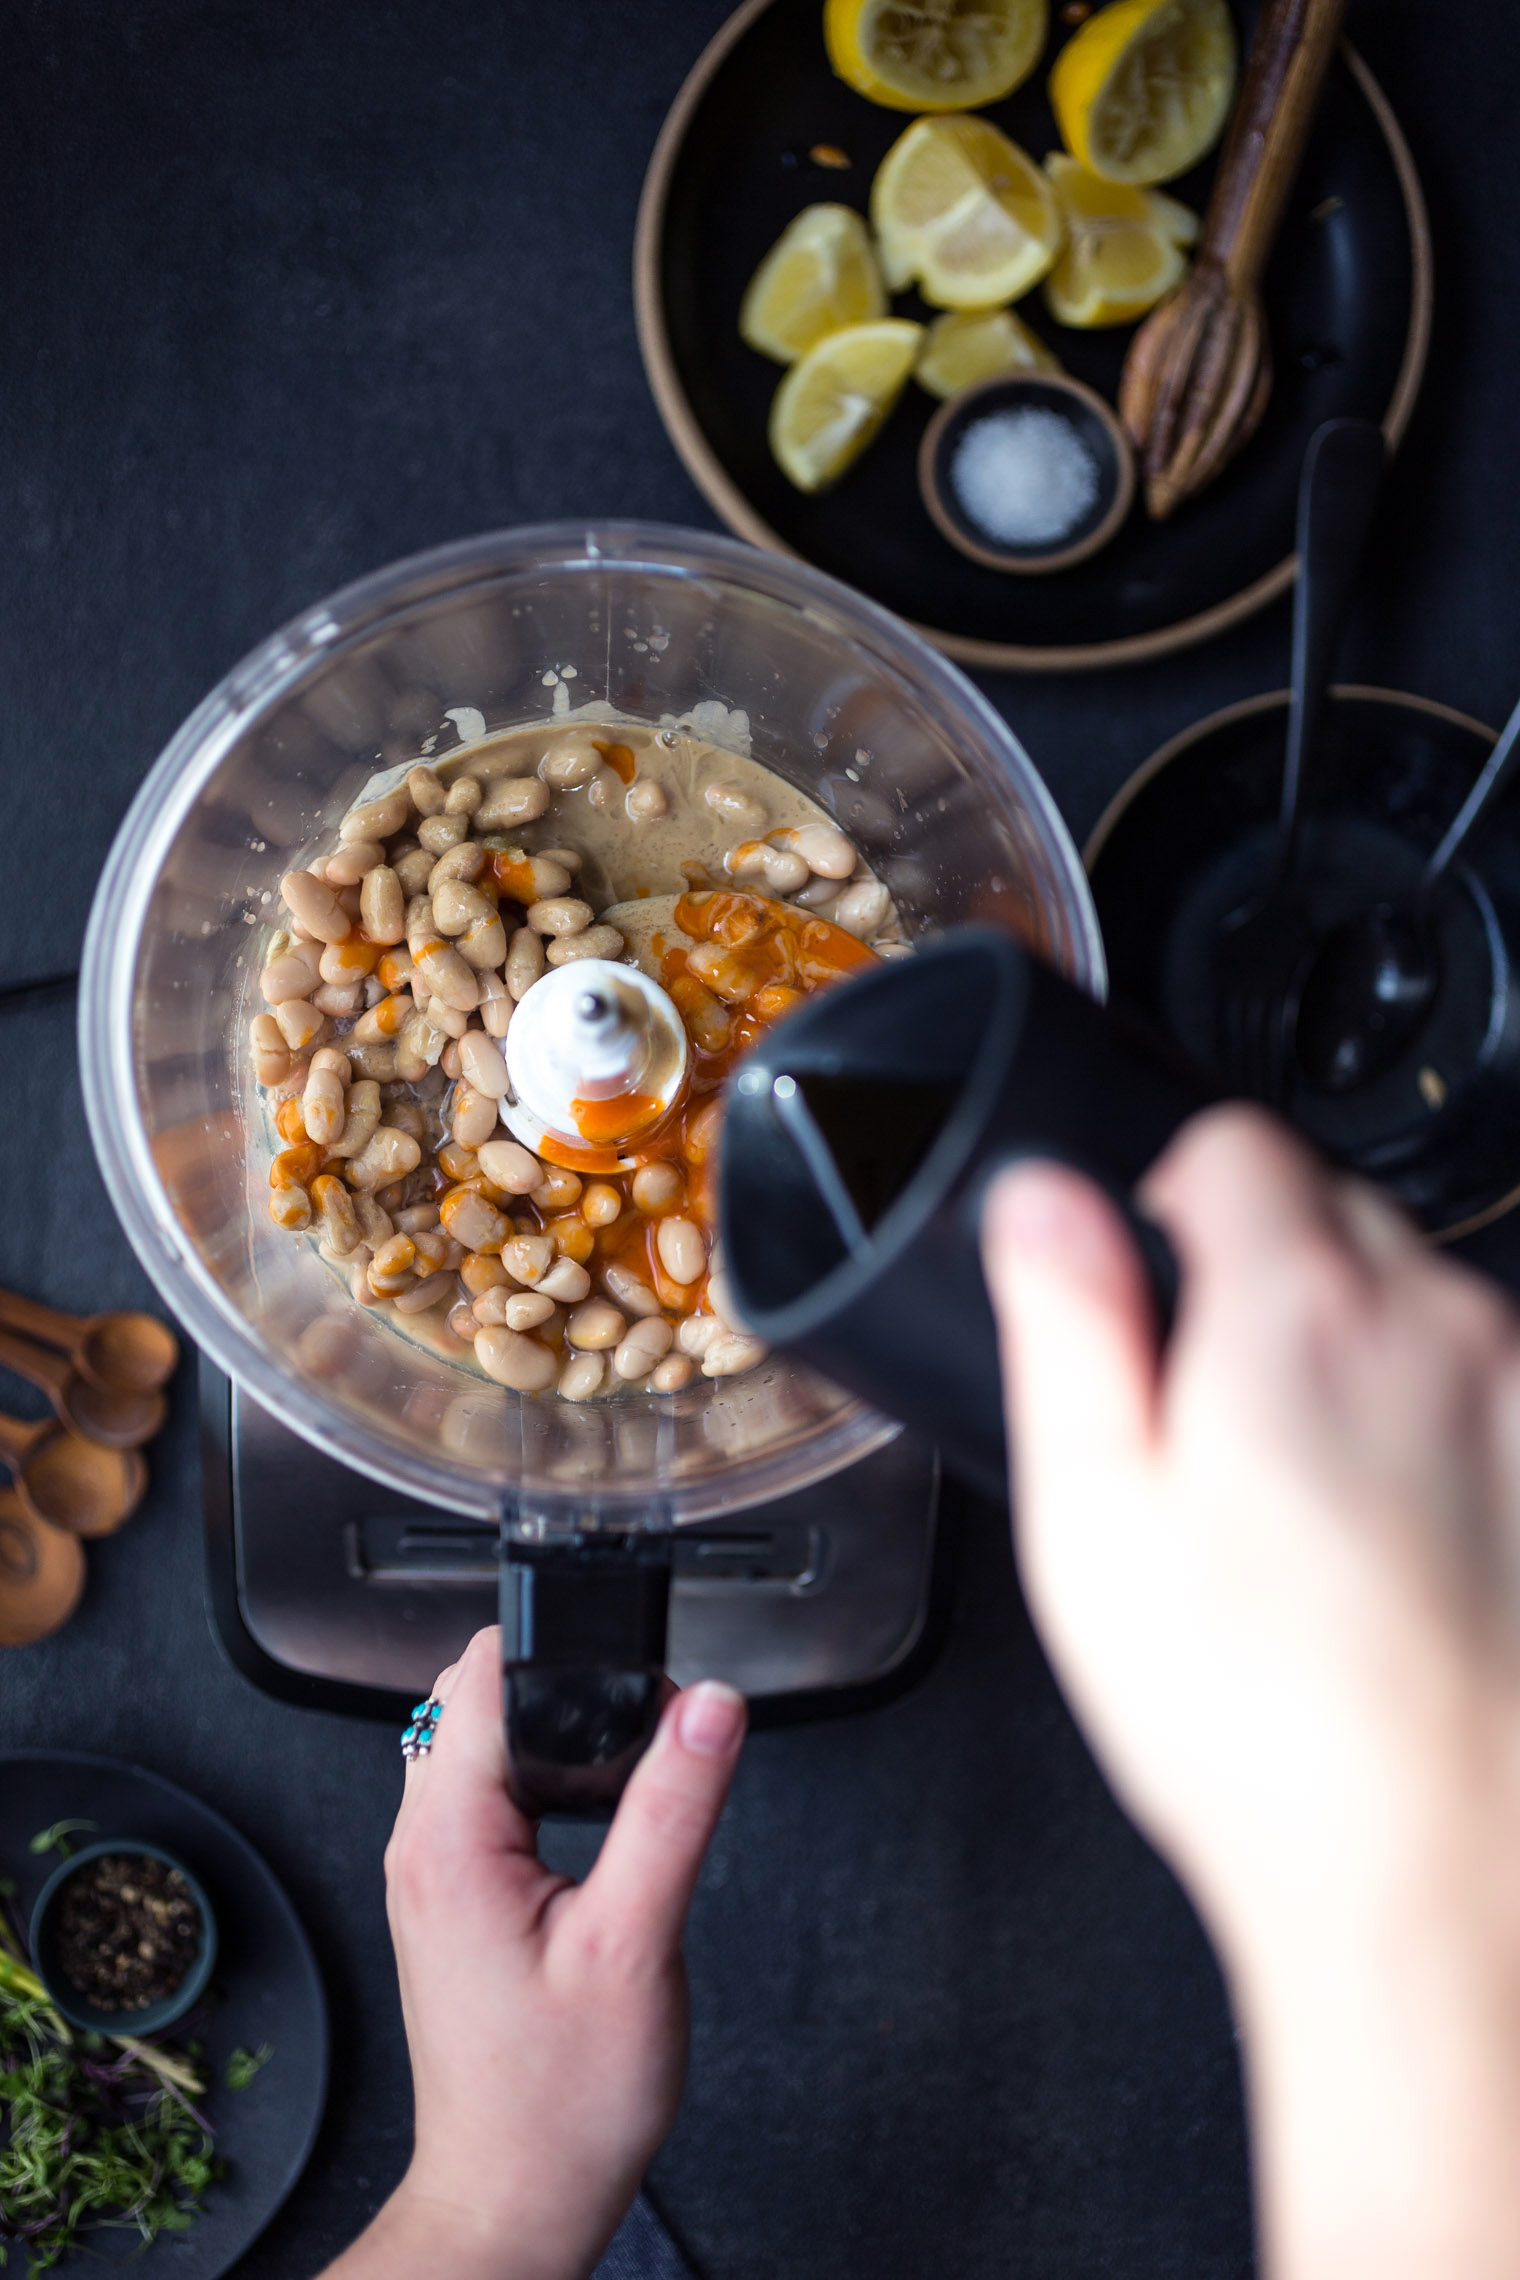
[3,3,1519,2274]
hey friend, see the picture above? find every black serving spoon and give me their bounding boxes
[1294,686,1520,1093]
[1209,418,1385,1103]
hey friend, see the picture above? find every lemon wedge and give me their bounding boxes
[871,115,1062,309]
[1049,0,1236,185]
[768,318,923,491]
[739,205,888,363]
[1042,152,1196,325]
[915,305,1061,396]
[825,0,1049,111]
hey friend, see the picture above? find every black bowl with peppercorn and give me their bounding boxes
[30,1840,218,2034]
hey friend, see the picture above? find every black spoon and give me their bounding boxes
[1209,418,1385,1103]
[1294,686,1520,1093]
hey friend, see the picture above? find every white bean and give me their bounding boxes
[418,813,469,855]
[625,780,669,823]
[566,1299,626,1351]
[273,998,327,1053]
[312,981,362,1018]
[432,880,497,936]
[657,1216,706,1285]
[341,789,409,842]
[345,1126,423,1191]
[558,1350,605,1401]
[613,1316,674,1380]
[346,1041,399,1082]
[393,1270,456,1314]
[475,1325,558,1392]
[448,1302,479,1341]
[476,970,514,1039]
[325,839,385,885]
[702,1332,769,1378]
[631,1162,683,1215]
[538,732,602,789]
[260,940,324,1004]
[406,764,447,815]
[546,925,624,966]
[538,1258,591,1304]
[442,1185,509,1253]
[458,1030,510,1098]
[726,840,810,894]
[445,775,483,817]
[352,1189,393,1247]
[451,1082,499,1150]
[394,848,437,895]
[706,1268,750,1333]
[475,777,550,829]
[602,1262,664,1318]
[677,1313,721,1357]
[250,1014,291,1087]
[778,823,856,880]
[502,1234,555,1285]
[650,1354,696,1393]
[506,927,545,1000]
[526,896,592,938]
[827,880,891,938]
[704,780,767,831]
[428,842,486,888]
[457,913,508,970]
[503,1291,557,1331]
[303,1061,347,1145]
[415,938,481,1011]
[477,1138,541,1194]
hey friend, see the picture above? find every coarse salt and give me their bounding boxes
[949,406,1101,548]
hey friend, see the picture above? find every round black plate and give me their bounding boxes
[636,0,1430,672]
[0,1752,328,2277]
[1086,688,1520,1239]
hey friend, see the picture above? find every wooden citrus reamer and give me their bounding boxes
[1120,0,1349,521]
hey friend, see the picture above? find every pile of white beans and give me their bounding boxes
[251,724,897,1403]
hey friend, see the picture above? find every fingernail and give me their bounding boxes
[677,1681,746,1757]
[985,1165,1089,1254]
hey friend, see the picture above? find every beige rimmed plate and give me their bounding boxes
[634,0,1431,673]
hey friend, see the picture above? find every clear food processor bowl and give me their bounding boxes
[80,524,1103,1521]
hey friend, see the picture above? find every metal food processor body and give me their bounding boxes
[79,524,1103,1806]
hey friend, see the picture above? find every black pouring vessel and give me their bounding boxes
[721,930,1211,1499]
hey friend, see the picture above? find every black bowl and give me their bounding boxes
[918,373,1135,574]
[1086,687,1520,1238]
[31,1836,219,2035]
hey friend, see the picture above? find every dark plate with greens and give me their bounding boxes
[0,1753,327,2276]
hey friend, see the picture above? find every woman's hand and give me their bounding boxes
[983,1108,1520,2280]
[321,1626,746,2280]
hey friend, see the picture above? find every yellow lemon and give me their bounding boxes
[1049,0,1236,185]
[1042,151,1196,325]
[915,305,1061,396]
[871,115,1062,309]
[768,318,924,491]
[824,0,1049,112]
[739,205,888,363]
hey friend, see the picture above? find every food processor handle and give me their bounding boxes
[499,1531,674,1818]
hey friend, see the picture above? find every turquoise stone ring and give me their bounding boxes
[400,1696,444,1762]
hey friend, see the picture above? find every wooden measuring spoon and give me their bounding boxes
[1119,0,1348,519]
[0,1324,167,1449]
[0,1409,146,1538]
[0,1286,179,1396]
[0,1486,86,1645]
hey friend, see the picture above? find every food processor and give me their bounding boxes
[80,523,1103,1809]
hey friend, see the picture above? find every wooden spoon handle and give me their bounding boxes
[1198,0,1349,294]
[0,1286,82,1355]
[0,1325,69,1404]
[0,1408,41,1462]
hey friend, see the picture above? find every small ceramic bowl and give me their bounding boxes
[31,1837,218,2034]
[918,372,1136,575]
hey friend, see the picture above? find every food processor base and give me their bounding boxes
[199,1358,947,1726]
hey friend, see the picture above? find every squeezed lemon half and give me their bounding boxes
[871,114,1063,309]
[825,0,1049,111]
[739,205,888,363]
[915,305,1061,395]
[768,318,924,490]
[1042,151,1196,325]
[1049,0,1236,185]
